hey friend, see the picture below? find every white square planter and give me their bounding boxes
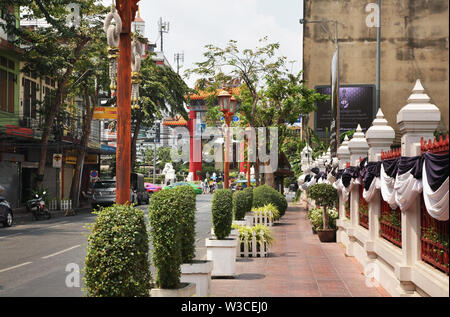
[181,260,213,297]
[211,228,240,248]
[150,282,196,297]
[205,238,237,278]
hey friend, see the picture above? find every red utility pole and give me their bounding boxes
[116,0,139,204]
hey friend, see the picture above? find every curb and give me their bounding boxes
[12,207,92,225]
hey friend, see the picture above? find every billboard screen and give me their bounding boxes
[314,85,376,136]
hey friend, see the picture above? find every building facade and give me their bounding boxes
[302,0,449,141]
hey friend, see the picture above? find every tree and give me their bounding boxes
[241,71,329,187]
[0,0,107,186]
[68,24,109,208]
[187,37,287,185]
[131,55,192,170]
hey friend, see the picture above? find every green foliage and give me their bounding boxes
[252,185,288,218]
[251,203,280,222]
[211,189,233,240]
[308,207,338,230]
[232,223,275,247]
[148,190,182,289]
[84,204,151,297]
[233,187,253,220]
[175,186,197,264]
[307,184,338,209]
[293,189,302,203]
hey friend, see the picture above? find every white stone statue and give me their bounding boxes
[163,163,176,185]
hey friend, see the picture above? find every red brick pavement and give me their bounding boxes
[210,204,390,297]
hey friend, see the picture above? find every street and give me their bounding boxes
[0,194,213,297]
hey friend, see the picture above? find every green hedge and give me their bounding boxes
[252,185,288,218]
[211,189,233,240]
[175,185,197,264]
[148,189,182,289]
[84,204,151,297]
[232,187,253,220]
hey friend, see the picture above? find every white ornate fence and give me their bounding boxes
[237,229,269,258]
[298,80,449,297]
[48,199,72,212]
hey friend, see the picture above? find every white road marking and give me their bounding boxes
[0,232,23,240]
[0,261,32,273]
[41,245,81,259]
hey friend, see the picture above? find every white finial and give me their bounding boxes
[412,79,424,93]
[407,79,431,104]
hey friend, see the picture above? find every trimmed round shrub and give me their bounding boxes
[211,189,233,240]
[307,184,338,229]
[233,187,253,220]
[175,185,197,264]
[252,185,288,218]
[84,204,151,297]
[149,189,182,289]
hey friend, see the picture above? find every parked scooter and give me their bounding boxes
[0,196,13,227]
[26,192,51,221]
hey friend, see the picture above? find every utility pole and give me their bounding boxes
[158,17,170,52]
[174,52,184,75]
[116,0,140,204]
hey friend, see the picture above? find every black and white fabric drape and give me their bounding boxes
[422,152,449,221]
[341,152,449,221]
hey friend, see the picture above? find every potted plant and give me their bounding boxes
[307,184,339,243]
[206,189,237,277]
[177,186,214,297]
[149,190,196,297]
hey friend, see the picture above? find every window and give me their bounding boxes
[0,69,6,111]
[0,55,16,113]
[23,78,37,118]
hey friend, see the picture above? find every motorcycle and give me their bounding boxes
[26,192,51,221]
[0,196,13,227]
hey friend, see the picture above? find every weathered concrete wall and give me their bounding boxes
[303,0,449,135]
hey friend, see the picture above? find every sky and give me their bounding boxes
[126,0,304,87]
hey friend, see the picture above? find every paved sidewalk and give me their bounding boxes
[210,204,390,297]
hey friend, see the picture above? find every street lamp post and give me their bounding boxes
[116,0,139,204]
[218,89,237,189]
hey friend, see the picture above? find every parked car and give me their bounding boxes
[92,180,138,208]
[0,196,13,227]
[144,183,162,193]
[163,182,202,195]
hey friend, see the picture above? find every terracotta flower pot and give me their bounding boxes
[317,228,336,243]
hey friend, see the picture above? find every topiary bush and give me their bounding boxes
[148,189,182,289]
[233,187,253,220]
[307,184,338,230]
[252,185,288,218]
[175,185,197,264]
[84,204,151,297]
[211,189,233,240]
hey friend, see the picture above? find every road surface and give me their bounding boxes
[0,194,213,297]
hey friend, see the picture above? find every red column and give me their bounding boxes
[116,0,139,204]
